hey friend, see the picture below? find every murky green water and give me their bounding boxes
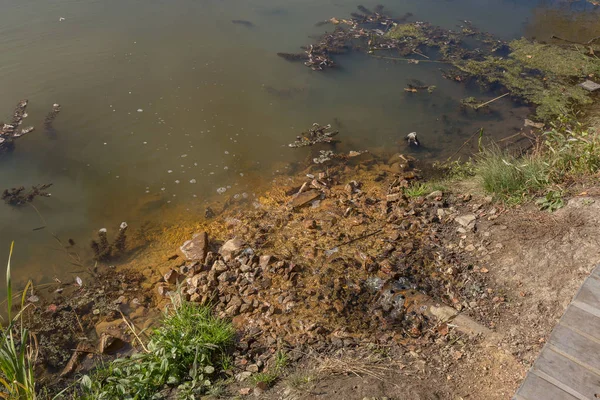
[0,0,597,290]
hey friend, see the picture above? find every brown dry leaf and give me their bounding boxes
[452,351,463,360]
[239,388,251,395]
[480,267,489,273]
[438,323,449,336]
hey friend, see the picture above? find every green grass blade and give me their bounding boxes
[6,242,14,322]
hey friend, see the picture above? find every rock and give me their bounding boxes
[99,333,126,354]
[163,269,181,285]
[190,273,204,288]
[259,255,272,269]
[179,232,209,263]
[303,219,317,229]
[465,244,476,252]
[427,190,443,199]
[212,259,229,273]
[386,193,401,202]
[236,371,253,382]
[156,283,169,297]
[254,382,268,396]
[291,189,320,208]
[579,79,600,92]
[455,214,476,228]
[220,238,244,261]
[246,364,260,372]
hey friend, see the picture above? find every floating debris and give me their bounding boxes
[404,80,436,93]
[288,123,339,148]
[231,19,254,27]
[313,150,335,164]
[2,184,53,206]
[44,103,61,137]
[1,100,31,153]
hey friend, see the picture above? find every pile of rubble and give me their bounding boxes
[153,153,501,371]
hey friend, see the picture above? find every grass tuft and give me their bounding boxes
[0,242,37,400]
[475,150,549,204]
[81,301,234,399]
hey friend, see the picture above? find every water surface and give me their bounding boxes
[0,0,597,290]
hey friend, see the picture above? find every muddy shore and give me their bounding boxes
[26,139,600,399]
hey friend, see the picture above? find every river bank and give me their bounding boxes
[3,4,600,398]
[23,129,600,398]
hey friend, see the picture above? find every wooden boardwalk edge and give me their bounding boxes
[514,265,600,400]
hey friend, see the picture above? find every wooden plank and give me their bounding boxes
[573,275,600,310]
[572,300,600,320]
[533,347,600,400]
[517,372,579,400]
[561,304,600,342]
[549,325,600,374]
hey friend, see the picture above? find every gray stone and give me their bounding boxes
[220,238,244,261]
[427,190,443,199]
[235,371,252,382]
[246,364,260,373]
[179,232,209,263]
[579,80,600,92]
[455,213,476,227]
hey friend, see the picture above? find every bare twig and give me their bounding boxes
[370,55,450,64]
[475,92,509,109]
[120,311,150,353]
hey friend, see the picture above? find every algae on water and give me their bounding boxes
[455,38,600,121]
[283,6,600,122]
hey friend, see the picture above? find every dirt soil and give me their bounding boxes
[257,183,600,400]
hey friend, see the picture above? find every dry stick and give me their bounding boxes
[498,131,525,142]
[447,128,484,160]
[338,229,383,248]
[370,55,450,63]
[551,34,600,45]
[120,311,150,353]
[411,48,430,59]
[475,92,509,109]
[73,311,85,334]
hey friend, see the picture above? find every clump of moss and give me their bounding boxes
[456,39,600,121]
[386,23,426,41]
[510,38,600,77]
